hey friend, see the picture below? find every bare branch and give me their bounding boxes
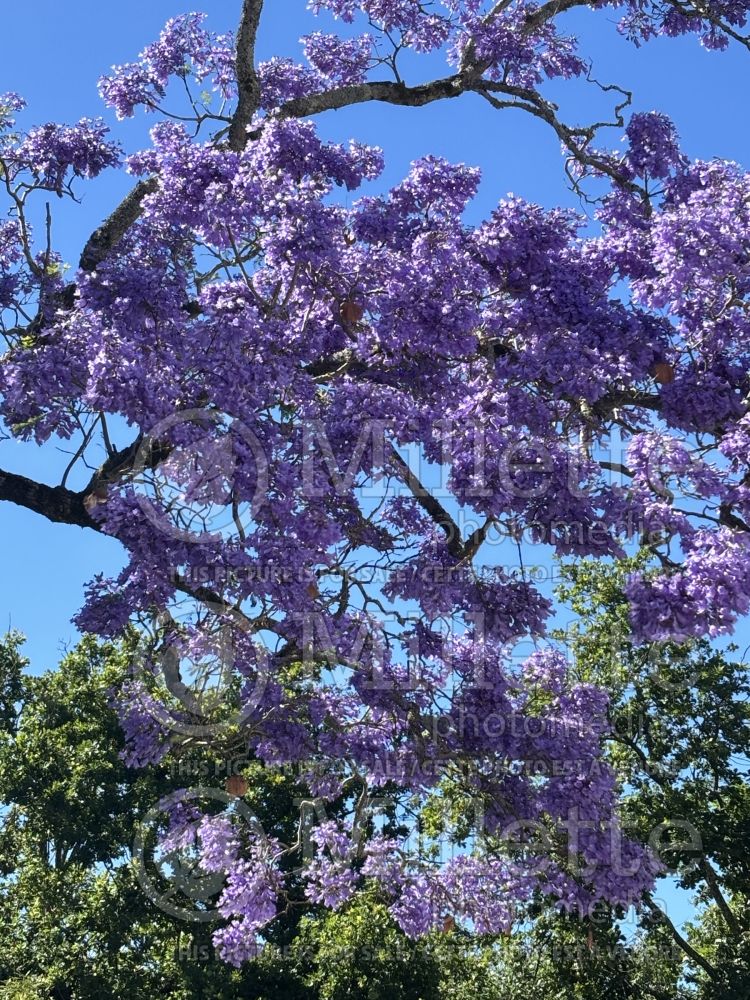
[387,446,465,560]
[647,898,718,980]
[524,0,591,32]
[79,178,158,272]
[475,78,636,190]
[699,857,744,938]
[274,75,465,122]
[0,468,96,529]
[228,0,265,151]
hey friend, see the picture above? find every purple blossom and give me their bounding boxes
[302,31,374,85]
[98,13,235,118]
[0,92,26,130]
[13,119,120,193]
[112,680,171,767]
[627,530,750,641]
[625,111,684,179]
[258,58,323,109]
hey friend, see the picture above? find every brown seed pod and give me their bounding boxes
[652,361,675,385]
[340,299,364,325]
[226,774,248,797]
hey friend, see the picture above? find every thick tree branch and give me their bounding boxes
[524,0,591,31]
[276,75,466,121]
[0,465,268,628]
[83,433,172,495]
[699,857,744,938]
[593,389,662,416]
[72,69,616,286]
[463,518,496,562]
[647,899,717,980]
[388,446,466,560]
[79,178,158,272]
[0,468,97,530]
[228,0,265,151]
[49,0,750,297]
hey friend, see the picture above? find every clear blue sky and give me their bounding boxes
[2,0,748,934]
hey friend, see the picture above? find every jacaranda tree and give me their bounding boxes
[1,0,750,967]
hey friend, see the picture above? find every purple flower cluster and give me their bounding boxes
[627,529,750,641]
[617,0,750,48]
[98,13,236,118]
[113,680,171,767]
[302,31,374,85]
[624,111,684,179]
[0,221,23,309]
[0,92,25,130]
[11,119,120,193]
